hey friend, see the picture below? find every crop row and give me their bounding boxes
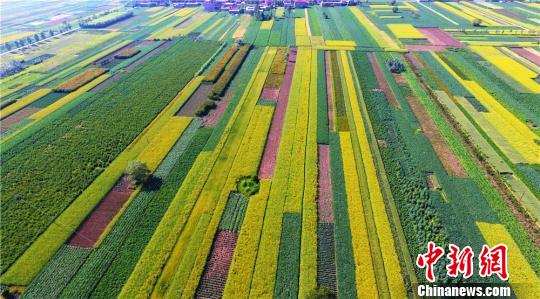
[222,180,271,297]
[218,193,249,232]
[0,38,219,274]
[275,213,302,298]
[328,133,357,297]
[316,49,329,144]
[328,51,348,131]
[55,122,208,298]
[158,70,276,298]
[440,50,539,129]
[299,49,320,298]
[114,47,141,59]
[264,47,288,89]
[250,48,311,298]
[0,88,51,119]
[19,246,91,299]
[403,70,540,275]
[339,131,378,296]
[356,54,451,282]
[341,50,406,297]
[119,49,276,298]
[176,70,278,298]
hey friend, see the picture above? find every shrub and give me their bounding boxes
[195,99,217,117]
[386,58,405,74]
[236,175,260,197]
[126,160,150,185]
[472,18,483,27]
[210,44,251,96]
[306,287,337,299]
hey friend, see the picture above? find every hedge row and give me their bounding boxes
[54,67,108,92]
[203,45,238,83]
[114,47,141,59]
[211,44,251,97]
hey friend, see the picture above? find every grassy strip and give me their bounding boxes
[316,49,329,144]
[274,213,302,298]
[328,133,357,298]
[299,49,319,298]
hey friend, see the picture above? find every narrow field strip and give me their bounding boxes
[249,48,310,298]
[1,71,208,285]
[259,49,297,179]
[340,51,406,298]
[118,49,275,299]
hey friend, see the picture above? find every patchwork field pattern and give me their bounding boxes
[1,2,539,298]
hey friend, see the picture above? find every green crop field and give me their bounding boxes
[1,1,539,298]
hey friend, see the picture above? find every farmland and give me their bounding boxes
[0,1,539,298]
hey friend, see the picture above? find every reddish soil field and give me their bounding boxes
[195,230,239,299]
[203,85,233,127]
[67,175,133,248]
[258,49,297,179]
[317,145,334,224]
[177,83,213,117]
[367,53,400,108]
[406,45,447,52]
[1,108,41,131]
[260,88,280,100]
[512,47,540,66]
[418,28,464,48]
[325,51,334,132]
[406,96,467,177]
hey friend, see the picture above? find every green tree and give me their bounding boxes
[126,160,150,185]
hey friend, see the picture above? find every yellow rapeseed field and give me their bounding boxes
[470,46,540,94]
[477,222,540,298]
[339,131,379,297]
[387,24,426,39]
